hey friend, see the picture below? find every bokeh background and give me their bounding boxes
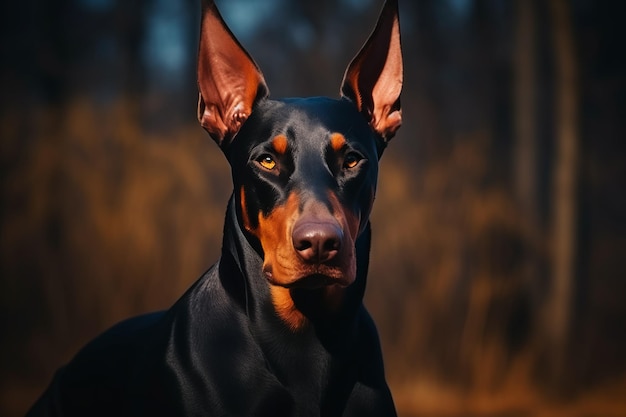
[1,0,625,416]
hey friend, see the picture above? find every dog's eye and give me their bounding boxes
[258,155,276,170]
[343,152,362,169]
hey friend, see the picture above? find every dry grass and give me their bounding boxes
[392,376,626,417]
[1,100,624,416]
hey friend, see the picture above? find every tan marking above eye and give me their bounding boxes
[258,155,276,170]
[330,133,346,152]
[272,135,288,155]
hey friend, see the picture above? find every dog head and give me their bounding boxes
[197,0,402,329]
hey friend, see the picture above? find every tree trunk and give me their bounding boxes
[547,0,579,383]
[514,0,537,224]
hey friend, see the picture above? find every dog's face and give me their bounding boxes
[230,98,380,291]
[197,0,402,329]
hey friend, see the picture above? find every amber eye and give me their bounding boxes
[258,155,276,170]
[343,152,362,169]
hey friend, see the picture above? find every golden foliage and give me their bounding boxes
[2,101,624,416]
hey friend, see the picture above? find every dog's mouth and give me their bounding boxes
[287,274,348,289]
[264,269,352,289]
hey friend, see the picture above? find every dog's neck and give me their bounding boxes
[218,194,370,341]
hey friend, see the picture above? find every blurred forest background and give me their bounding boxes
[1,0,625,416]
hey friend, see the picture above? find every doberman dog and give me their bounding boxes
[27,0,402,415]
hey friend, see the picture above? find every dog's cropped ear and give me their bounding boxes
[197,0,269,147]
[341,0,403,143]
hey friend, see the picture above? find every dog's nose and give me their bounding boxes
[292,221,343,263]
